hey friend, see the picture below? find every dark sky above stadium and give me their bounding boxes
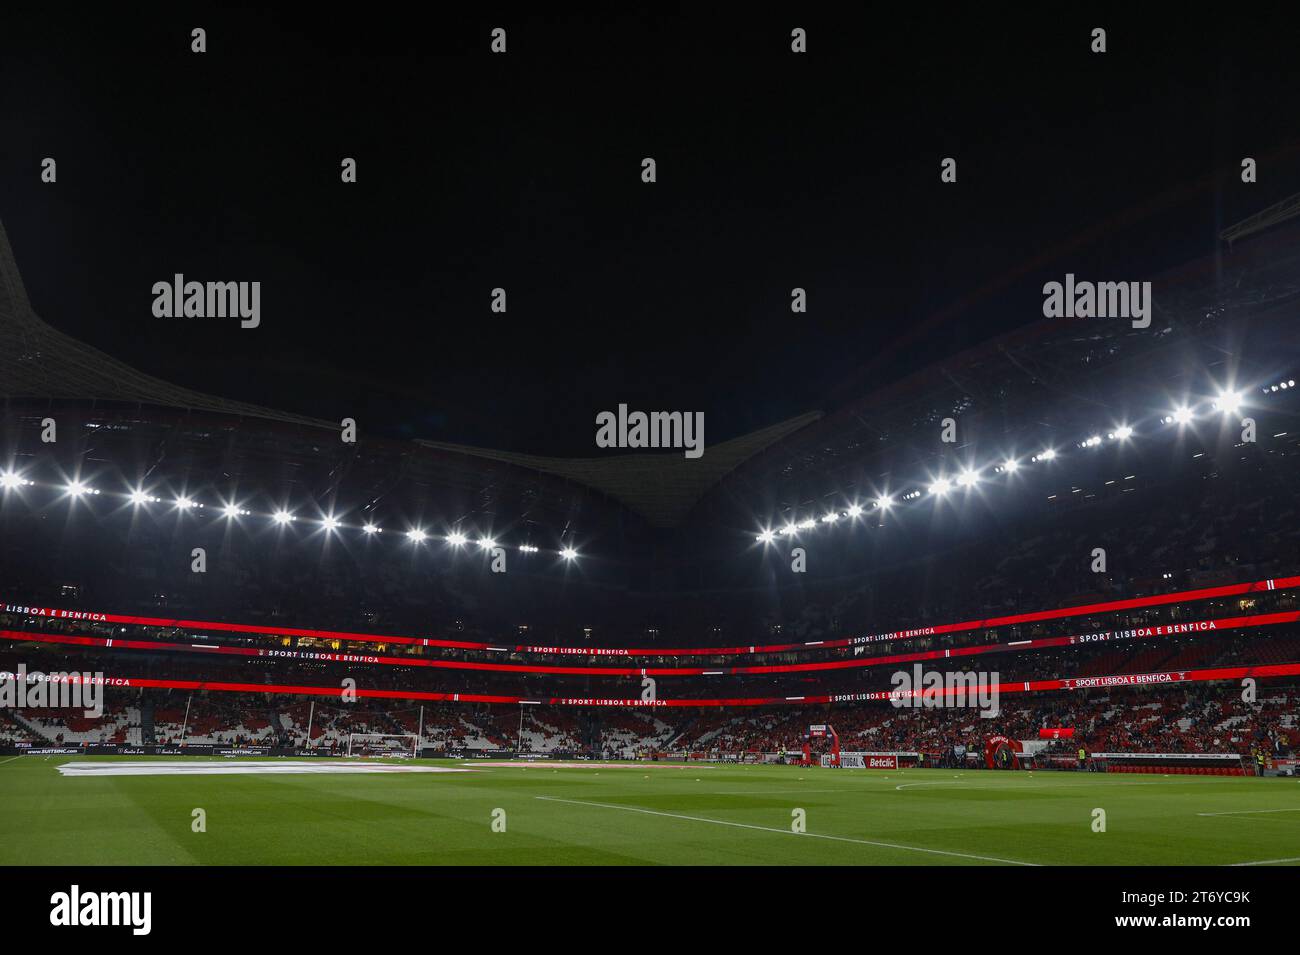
[3,7,1300,455]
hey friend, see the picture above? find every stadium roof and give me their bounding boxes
[0,218,821,528]
[5,209,1296,531]
[416,410,821,529]
[0,219,331,430]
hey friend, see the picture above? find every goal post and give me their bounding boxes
[346,733,420,759]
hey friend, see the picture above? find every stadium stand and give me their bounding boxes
[3,211,1300,774]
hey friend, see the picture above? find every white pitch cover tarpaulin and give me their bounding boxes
[56,761,476,777]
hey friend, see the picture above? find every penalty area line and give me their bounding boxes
[535,795,1038,866]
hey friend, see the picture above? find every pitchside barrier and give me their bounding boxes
[821,752,921,769]
[0,743,336,757]
[0,743,1276,773]
[652,751,787,762]
[822,751,1261,774]
[442,748,590,759]
[0,742,601,759]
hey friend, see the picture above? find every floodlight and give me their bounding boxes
[1213,390,1243,415]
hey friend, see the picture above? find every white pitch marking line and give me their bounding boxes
[0,755,23,766]
[535,795,1039,866]
[896,782,965,791]
[1229,856,1300,866]
[710,789,849,795]
[1197,808,1300,817]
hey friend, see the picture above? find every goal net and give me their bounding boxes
[346,733,419,759]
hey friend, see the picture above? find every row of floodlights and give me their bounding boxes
[0,476,579,560]
[755,386,1269,543]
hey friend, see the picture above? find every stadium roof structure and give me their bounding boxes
[1220,189,1300,246]
[697,214,1300,526]
[0,219,331,431]
[4,205,1298,533]
[0,217,821,529]
[416,410,822,529]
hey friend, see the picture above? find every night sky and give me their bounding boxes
[4,7,1300,455]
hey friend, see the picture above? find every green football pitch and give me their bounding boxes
[1,756,1297,866]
